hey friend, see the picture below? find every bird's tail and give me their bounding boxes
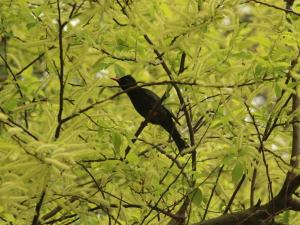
[163,123,186,152]
[172,128,186,152]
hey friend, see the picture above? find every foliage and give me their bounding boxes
[0,0,300,224]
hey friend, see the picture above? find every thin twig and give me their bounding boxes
[15,51,48,77]
[0,53,29,128]
[136,138,191,184]
[245,103,274,205]
[178,52,186,75]
[202,165,224,221]
[250,168,257,207]
[140,156,192,224]
[0,106,39,140]
[31,189,46,225]
[223,174,246,214]
[289,47,300,171]
[77,162,105,198]
[114,195,122,225]
[247,0,300,16]
[96,47,136,62]
[54,0,66,139]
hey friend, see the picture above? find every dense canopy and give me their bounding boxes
[0,0,300,224]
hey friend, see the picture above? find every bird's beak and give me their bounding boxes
[110,77,119,82]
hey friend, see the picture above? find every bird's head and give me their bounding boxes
[111,75,137,90]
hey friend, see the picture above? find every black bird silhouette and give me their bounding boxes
[112,75,186,152]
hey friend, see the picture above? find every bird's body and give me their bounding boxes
[113,75,186,152]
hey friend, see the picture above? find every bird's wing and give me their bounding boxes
[140,88,161,111]
[142,88,161,102]
[142,88,181,125]
[128,88,159,118]
[164,106,181,125]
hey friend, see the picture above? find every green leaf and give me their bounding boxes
[254,63,264,77]
[232,161,244,183]
[95,62,112,71]
[275,83,282,98]
[189,188,202,208]
[283,211,290,223]
[116,38,128,51]
[222,155,234,166]
[127,152,139,164]
[0,112,8,121]
[112,132,122,155]
[3,213,15,223]
[114,64,126,77]
[26,22,37,30]
[4,99,20,111]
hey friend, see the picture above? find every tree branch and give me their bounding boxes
[202,165,224,221]
[54,0,66,139]
[0,53,29,128]
[223,174,246,214]
[247,0,300,16]
[31,190,46,225]
[143,34,195,166]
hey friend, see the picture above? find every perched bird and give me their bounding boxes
[112,75,186,152]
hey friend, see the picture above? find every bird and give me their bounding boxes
[111,75,186,152]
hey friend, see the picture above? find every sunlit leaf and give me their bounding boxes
[112,132,122,156]
[232,161,244,183]
[189,188,203,208]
